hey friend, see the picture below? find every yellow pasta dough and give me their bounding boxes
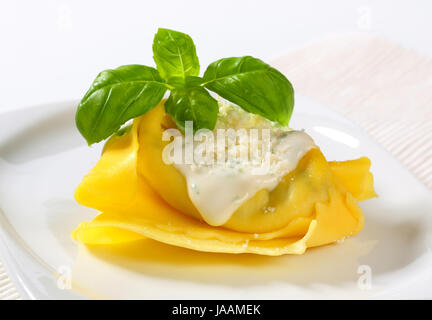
[73,103,376,256]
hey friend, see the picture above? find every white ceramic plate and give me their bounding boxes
[0,95,431,299]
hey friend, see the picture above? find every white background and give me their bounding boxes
[1,0,431,111]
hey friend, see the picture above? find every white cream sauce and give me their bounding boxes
[173,101,317,226]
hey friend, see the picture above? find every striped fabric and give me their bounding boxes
[1,35,431,300]
[0,263,20,300]
[362,119,432,188]
[272,35,432,189]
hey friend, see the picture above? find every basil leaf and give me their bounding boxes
[202,56,294,126]
[153,28,200,80]
[167,76,203,89]
[165,87,218,131]
[76,64,167,145]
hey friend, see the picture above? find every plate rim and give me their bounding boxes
[0,97,431,299]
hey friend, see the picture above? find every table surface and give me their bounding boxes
[1,0,432,112]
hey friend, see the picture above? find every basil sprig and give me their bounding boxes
[76,28,294,145]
